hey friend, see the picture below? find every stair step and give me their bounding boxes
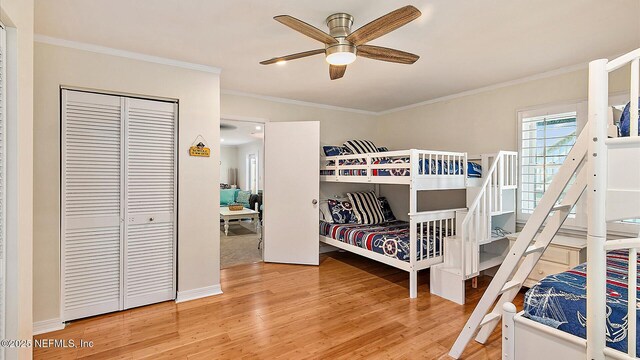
[551,204,572,212]
[500,280,521,294]
[478,234,508,246]
[490,210,515,216]
[479,312,501,327]
[524,244,546,256]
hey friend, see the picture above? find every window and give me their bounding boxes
[519,108,581,221]
[518,99,638,236]
[247,153,258,194]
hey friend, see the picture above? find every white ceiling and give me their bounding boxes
[35,0,640,112]
[220,120,263,146]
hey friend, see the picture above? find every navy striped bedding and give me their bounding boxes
[523,250,640,354]
[319,220,445,262]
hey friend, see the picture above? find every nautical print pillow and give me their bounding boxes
[378,197,396,222]
[322,145,352,157]
[327,199,358,224]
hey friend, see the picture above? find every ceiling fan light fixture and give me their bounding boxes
[325,42,356,65]
[326,51,356,65]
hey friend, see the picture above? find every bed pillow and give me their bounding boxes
[377,146,389,152]
[468,162,482,178]
[378,197,396,222]
[343,140,379,155]
[322,145,351,157]
[347,191,385,225]
[619,97,640,136]
[319,201,333,223]
[220,188,239,205]
[327,199,358,224]
[235,190,252,208]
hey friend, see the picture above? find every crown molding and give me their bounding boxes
[220,89,379,116]
[377,62,589,115]
[34,35,222,74]
[35,34,610,116]
[223,62,591,117]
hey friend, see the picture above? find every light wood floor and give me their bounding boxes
[34,252,524,359]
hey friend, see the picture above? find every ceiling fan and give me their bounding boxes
[260,5,422,80]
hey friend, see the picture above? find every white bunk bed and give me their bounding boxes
[320,149,467,299]
[319,148,518,300]
[449,48,640,360]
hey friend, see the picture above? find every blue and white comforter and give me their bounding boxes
[524,250,640,354]
[319,220,446,261]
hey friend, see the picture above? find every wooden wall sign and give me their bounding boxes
[189,140,210,157]
[189,146,210,157]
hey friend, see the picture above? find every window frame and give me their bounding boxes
[516,95,639,236]
[517,102,587,228]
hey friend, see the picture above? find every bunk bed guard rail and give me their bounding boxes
[320,149,467,186]
[461,151,518,279]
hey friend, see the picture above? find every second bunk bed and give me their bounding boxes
[318,141,516,299]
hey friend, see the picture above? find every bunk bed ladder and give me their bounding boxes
[449,129,589,359]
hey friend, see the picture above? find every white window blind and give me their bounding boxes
[520,111,578,217]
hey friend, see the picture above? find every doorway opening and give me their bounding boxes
[219,119,264,269]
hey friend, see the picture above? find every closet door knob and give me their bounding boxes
[312,199,318,205]
[149,217,155,222]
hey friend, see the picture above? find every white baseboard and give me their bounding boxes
[319,243,338,254]
[175,284,223,303]
[33,318,65,335]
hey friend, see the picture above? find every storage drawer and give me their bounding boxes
[540,246,571,265]
[527,260,570,283]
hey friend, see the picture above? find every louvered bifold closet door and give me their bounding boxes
[124,98,176,309]
[62,90,123,320]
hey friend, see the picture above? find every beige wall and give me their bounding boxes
[221,93,379,145]
[377,67,631,154]
[220,145,238,185]
[376,67,631,217]
[33,42,220,323]
[1,1,34,358]
[236,140,263,191]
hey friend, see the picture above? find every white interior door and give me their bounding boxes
[124,98,177,309]
[264,121,319,265]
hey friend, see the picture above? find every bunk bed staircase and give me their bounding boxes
[431,151,518,304]
[449,48,640,359]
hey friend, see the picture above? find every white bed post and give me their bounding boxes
[502,303,516,360]
[409,149,419,298]
[586,58,608,360]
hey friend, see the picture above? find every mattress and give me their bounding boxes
[523,250,640,354]
[319,220,445,262]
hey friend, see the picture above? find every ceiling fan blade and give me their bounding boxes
[260,49,325,65]
[274,15,338,45]
[329,65,347,80]
[346,5,421,45]
[357,45,419,64]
